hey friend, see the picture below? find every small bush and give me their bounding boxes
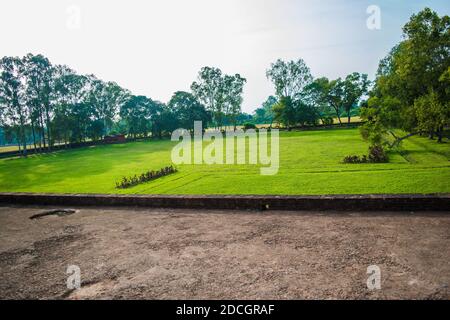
[368,145,388,163]
[343,155,370,163]
[243,123,257,130]
[322,117,334,126]
[116,165,177,189]
[343,145,388,164]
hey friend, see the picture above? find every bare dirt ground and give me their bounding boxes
[0,205,449,300]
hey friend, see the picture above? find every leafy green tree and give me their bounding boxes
[120,95,154,138]
[413,90,449,142]
[222,74,246,129]
[295,100,320,126]
[0,56,28,155]
[262,96,277,124]
[341,73,370,123]
[89,77,130,137]
[266,59,312,99]
[23,54,54,150]
[266,59,314,128]
[363,8,450,145]
[254,96,277,125]
[301,80,333,123]
[191,67,224,128]
[151,101,173,139]
[272,96,296,129]
[191,67,246,130]
[168,91,210,131]
[310,77,346,124]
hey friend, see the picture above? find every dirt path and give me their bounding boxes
[0,206,448,299]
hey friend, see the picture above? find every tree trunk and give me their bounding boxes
[45,108,52,151]
[39,113,46,150]
[332,106,342,125]
[436,127,443,143]
[31,121,37,153]
[19,112,27,157]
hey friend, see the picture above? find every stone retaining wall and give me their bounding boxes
[0,193,448,211]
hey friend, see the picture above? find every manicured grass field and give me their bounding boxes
[0,128,448,195]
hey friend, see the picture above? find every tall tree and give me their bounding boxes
[89,78,130,138]
[0,56,28,155]
[266,59,313,129]
[261,96,277,125]
[341,73,370,123]
[191,67,224,128]
[266,58,312,100]
[306,77,345,124]
[168,91,210,132]
[120,95,154,138]
[223,74,246,129]
[23,54,54,150]
[363,8,450,145]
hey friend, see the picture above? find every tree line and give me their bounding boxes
[1,8,447,157]
[0,57,247,155]
[263,59,369,129]
[257,7,449,151]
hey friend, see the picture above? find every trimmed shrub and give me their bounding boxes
[368,145,388,163]
[343,145,388,164]
[116,166,177,189]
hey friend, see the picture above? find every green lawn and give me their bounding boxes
[0,128,448,195]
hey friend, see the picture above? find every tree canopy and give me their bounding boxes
[362,7,450,145]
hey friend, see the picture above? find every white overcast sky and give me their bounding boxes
[1,0,449,112]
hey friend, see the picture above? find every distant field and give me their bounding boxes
[0,128,448,195]
[0,145,25,153]
[0,142,65,154]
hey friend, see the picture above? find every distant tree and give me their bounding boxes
[266,59,315,128]
[120,95,154,138]
[272,96,296,129]
[22,54,54,150]
[295,100,320,126]
[301,81,332,124]
[168,91,210,131]
[89,78,130,138]
[235,112,253,125]
[341,73,370,123]
[0,56,28,155]
[253,96,277,125]
[266,59,312,100]
[52,65,87,146]
[191,67,246,130]
[262,96,277,124]
[191,67,224,128]
[306,77,346,124]
[253,107,267,124]
[222,74,246,130]
[157,104,179,137]
[150,101,171,139]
